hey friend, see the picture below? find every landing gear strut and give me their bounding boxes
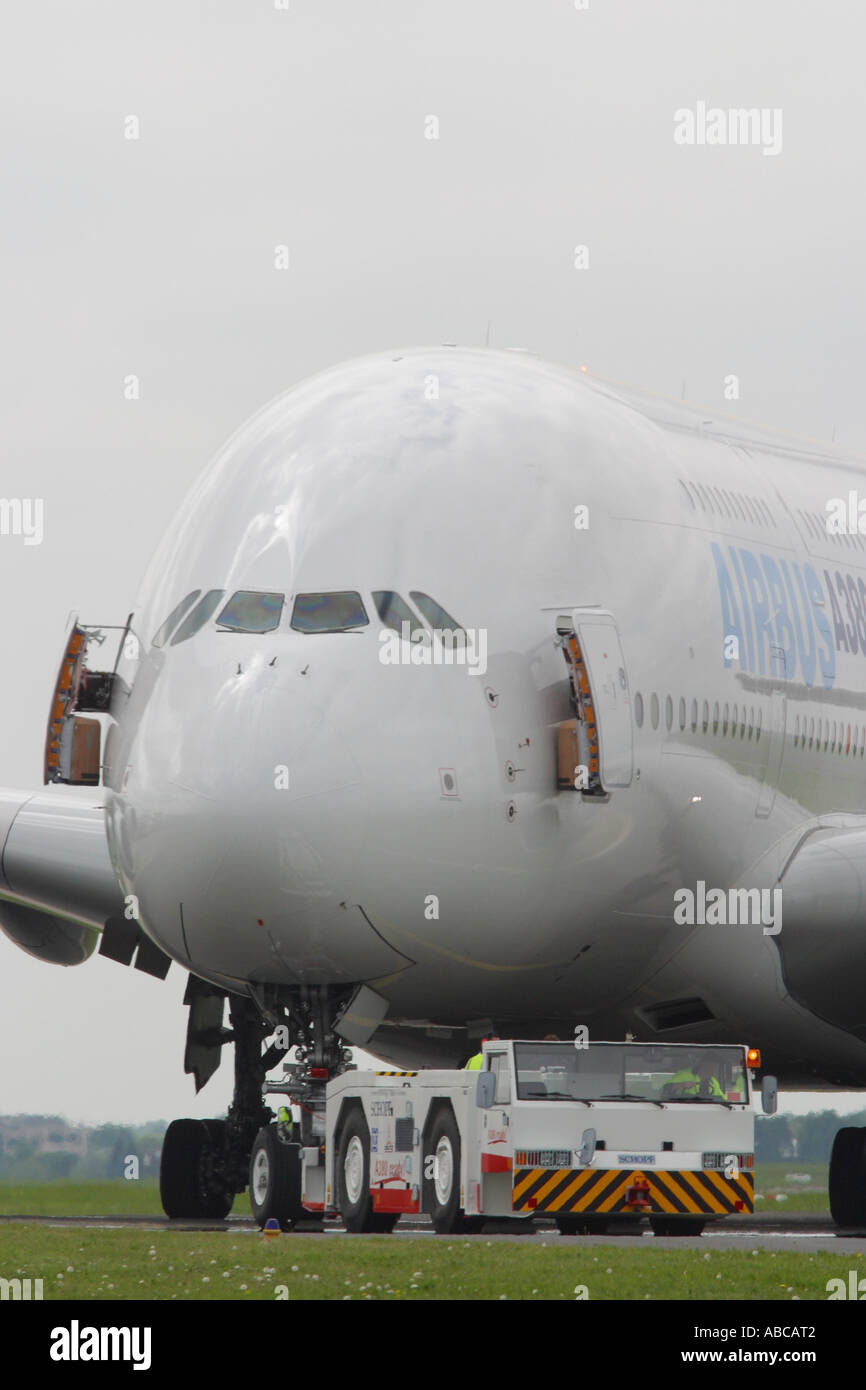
[159,984,352,1220]
[160,994,275,1218]
[253,987,355,1228]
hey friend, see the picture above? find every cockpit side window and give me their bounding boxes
[217,590,284,633]
[152,591,201,648]
[170,589,226,645]
[409,591,464,635]
[291,592,368,633]
[371,590,424,639]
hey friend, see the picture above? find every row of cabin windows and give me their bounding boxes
[798,508,866,552]
[151,589,462,648]
[678,479,866,554]
[791,714,866,756]
[678,480,776,529]
[635,692,763,741]
[634,690,866,757]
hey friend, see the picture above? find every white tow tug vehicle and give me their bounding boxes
[250,1038,776,1235]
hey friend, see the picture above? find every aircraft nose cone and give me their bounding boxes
[150,669,410,985]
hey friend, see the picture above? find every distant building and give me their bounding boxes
[0,1115,88,1156]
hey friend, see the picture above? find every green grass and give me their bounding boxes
[754,1163,829,1214]
[0,1225,855,1300]
[754,1192,829,1213]
[0,1165,832,1221]
[0,1174,841,1300]
[0,1181,180,1217]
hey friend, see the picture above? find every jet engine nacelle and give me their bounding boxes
[0,899,98,966]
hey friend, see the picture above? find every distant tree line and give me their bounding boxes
[756,1111,866,1164]
[0,1119,168,1182]
[0,1110,861,1178]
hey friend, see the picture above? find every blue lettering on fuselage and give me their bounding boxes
[711,543,835,689]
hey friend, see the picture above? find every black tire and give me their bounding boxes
[369,1213,399,1233]
[249,1125,305,1231]
[556,1214,610,1236]
[830,1127,866,1226]
[460,1216,486,1233]
[649,1215,705,1237]
[424,1107,463,1234]
[336,1106,379,1233]
[198,1120,233,1218]
[160,1118,233,1219]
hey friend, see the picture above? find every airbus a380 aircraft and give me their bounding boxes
[3,346,866,1223]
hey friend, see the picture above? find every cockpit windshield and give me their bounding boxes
[170,590,226,645]
[291,592,368,633]
[152,591,201,648]
[371,590,424,639]
[409,591,464,635]
[513,1043,748,1104]
[217,591,284,633]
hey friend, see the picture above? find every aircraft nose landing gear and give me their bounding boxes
[159,1118,234,1219]
[159,993,275,1220]
[159,983,353,1221]
[248,1125,305,1230]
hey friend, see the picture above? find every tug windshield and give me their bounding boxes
[513,1043,748,1104]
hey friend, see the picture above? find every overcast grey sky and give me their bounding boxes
[2,1,865,1123]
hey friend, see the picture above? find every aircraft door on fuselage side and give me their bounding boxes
[570,609,633,789]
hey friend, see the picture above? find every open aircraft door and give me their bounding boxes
[561,608,634,790]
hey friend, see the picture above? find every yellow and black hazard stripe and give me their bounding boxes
[374,1070,418,1077]
[512,1167,754,1215]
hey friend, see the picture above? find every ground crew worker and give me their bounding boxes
[276,1105,294,1140]
[668,1055,725,1098]
[464,1034,499,1069]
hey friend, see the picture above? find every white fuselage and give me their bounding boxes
[99,348,866,1083]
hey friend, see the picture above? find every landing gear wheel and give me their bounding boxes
[160,1118,233,1219]
[249,1125,305,1230]
[335,1108,395,1232]
[556,1214,610,1235]
[425,1108,463,1234]
[649,1215,705,1237]
[198,1120,233,1218]
[830,1127,866,1226]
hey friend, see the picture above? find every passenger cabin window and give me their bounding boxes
[217,590,284,633]
[170,590,226,645]
[409,591,464,634]
[372,590,424,639]
[291,592,368,633]
[152,591,201,648]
